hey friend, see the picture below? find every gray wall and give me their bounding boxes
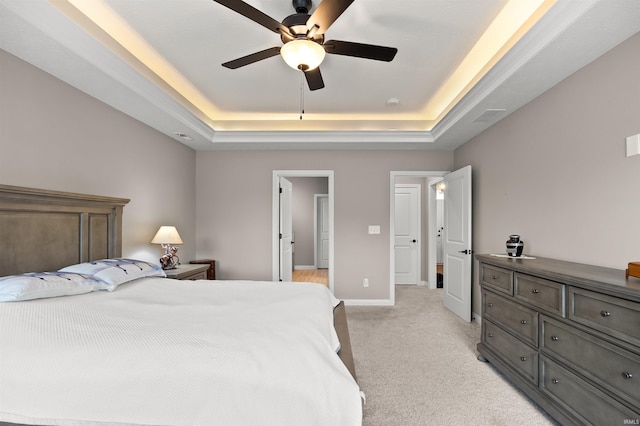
[5,30,638,307]
[195,150,454,300]
[0,49,197,265]
[454,32,640,317]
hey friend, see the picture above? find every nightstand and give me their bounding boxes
[164,264,210,280]
[189,259,216,280]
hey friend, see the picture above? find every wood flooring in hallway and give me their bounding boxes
[291,268,328,287]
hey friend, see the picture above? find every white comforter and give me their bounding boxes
[0,279,362,426]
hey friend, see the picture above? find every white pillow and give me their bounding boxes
[0,272,110,302]
[59,258,166,289]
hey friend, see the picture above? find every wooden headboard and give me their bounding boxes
[0,185,129,276]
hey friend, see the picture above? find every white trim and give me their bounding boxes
[427,177,445,290]
[294,265,316,270]
[343,299,394,307]
[212,130,435,144]
[314,194,328,269]
[273,171,334,294]
[430,0,600,141]
[390,171,448,305]
[472,312,482,325]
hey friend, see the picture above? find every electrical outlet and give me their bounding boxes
[363,278,369,287]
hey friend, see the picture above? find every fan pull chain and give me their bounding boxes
[299,72,305,120]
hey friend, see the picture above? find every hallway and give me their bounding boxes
[292,269,328,287]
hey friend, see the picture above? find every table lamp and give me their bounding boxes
[151,226,183,269]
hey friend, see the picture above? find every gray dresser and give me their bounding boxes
[476,254,640,425]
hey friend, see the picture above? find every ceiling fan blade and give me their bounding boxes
[222,46,282,69]
[324,40,397,61]
[303,67,325,91]
[306,0,354,35]
[213,0,292,37]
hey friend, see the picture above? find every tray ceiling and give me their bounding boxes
[1,0,639,150]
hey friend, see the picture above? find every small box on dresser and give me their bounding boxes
[476,254,640,426]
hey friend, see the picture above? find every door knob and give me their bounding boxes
[411,239,417,243]
[458,249,472,254]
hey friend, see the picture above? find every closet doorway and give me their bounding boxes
[272,170,334,292]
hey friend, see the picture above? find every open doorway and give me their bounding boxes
[390,168,473,319]
[433,177,445,289]
[289,177,329,287]
[272,170,334,292]
[389,171,447,304]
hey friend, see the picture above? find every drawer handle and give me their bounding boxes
[551,336,560,341]
[492,275,499,280]
[520,356,527,362]
[520,320,527,325]
[488,303,494,308]
[488,333,494,338]
[622,371,633,380]
[532,289,540,294]
[600,310,611,317]
[551,378,560,385]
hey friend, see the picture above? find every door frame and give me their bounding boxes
[314,194,329,269]
[272,170,334,293]
[429,177,445,289]
[389,171,448,305]
[279,176,293,282]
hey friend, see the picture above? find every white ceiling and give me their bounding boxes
[1,0,639,150]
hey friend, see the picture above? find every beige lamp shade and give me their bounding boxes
[151,226,183,245]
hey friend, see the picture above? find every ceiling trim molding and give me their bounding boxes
[209,130,435,144]
[1,0,216,148]
[430,0,599,141]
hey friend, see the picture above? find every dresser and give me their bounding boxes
[476,254,640,425]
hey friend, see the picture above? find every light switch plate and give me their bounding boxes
[368,225,380,234]
[627,134,640,157]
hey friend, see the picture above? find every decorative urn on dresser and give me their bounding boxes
[505,235,524,257]
[476,254,640,425]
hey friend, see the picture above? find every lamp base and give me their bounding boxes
[160,253,179,270]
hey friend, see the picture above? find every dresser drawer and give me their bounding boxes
[569,287,640,348]
[515,273,565,317]
[483,319,537,384]
[483,291,538,346]
[481,264,513,295]
[181,271,207,280]
[540,356,639,426]
[541,316,640,410]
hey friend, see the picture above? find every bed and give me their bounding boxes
[0,184,361,426]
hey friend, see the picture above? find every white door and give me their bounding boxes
[442,166,472,322]
[316,195,329,269]
[394,185,420,285]
[279,177,293,281]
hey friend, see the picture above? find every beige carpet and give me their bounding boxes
[346,286,559,426]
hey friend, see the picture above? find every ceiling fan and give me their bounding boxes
[213,0,398,90]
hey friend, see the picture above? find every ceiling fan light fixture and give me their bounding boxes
[281,39,326,71]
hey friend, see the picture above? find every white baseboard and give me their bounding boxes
[344,298,394,306]
[293,265,316,270]
[472,312,482,325]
